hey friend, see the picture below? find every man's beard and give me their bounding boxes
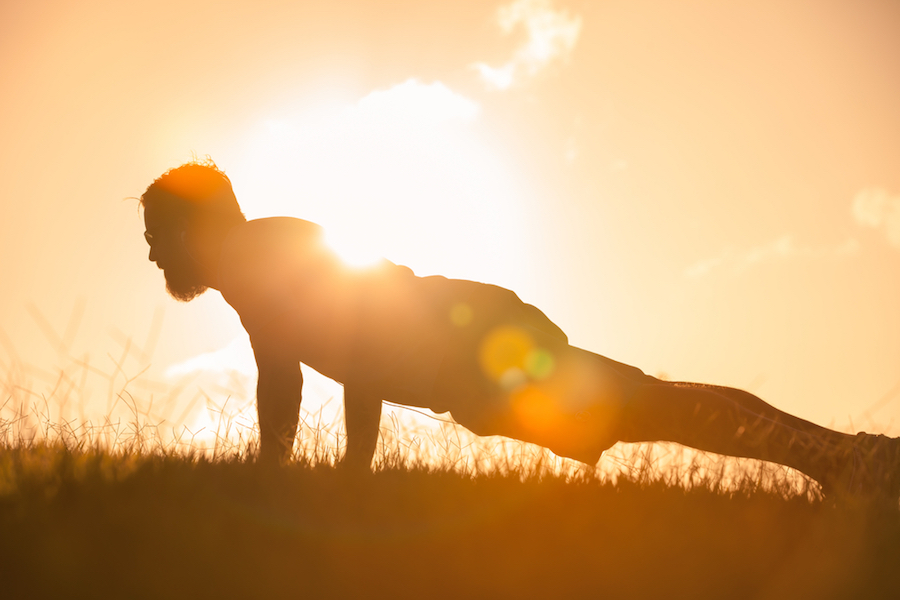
[164,261,208,302]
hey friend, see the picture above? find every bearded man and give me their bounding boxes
[140,160,899,501]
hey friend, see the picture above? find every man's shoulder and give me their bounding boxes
[218,217,329,299]
[221,217,325,264]
[226,217,324,247]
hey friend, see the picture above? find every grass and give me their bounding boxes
[2,347,900,599]
[3,436,900,599]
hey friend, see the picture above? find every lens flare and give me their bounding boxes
[478,325,556,390]
[450,302,473,327]
[510,383,566,433]
[478,325,534,383]
[525,347,554,380]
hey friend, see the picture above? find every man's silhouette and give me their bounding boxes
[141,161,899,499]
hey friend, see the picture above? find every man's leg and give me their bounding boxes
[614,380,854,486]
[435,318,897,495]
[489,333,892,493]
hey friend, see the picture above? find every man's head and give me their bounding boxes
[141,160,246,301]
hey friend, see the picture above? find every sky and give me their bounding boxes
[2,0,899,454]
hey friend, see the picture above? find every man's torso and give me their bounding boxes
[217,217,566,405]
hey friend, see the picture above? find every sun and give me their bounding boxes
[323,227,383,269]
[231,79,532,284]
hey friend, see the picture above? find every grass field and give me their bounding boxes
[2,353,899,599]
[2,433,899,599]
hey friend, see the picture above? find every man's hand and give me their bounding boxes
[343,386,382,470]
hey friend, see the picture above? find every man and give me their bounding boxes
[141,160,898,500]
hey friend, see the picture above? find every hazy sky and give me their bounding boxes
[2,0,899,446]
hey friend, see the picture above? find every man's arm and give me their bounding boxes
[343,385,382,470]
[253,341,303,464]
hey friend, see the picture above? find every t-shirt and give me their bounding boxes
[217,217,566,404]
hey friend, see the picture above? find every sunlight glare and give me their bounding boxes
[324,227,383,268]
[232,79,532,285]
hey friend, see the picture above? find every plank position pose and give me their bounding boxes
[140,161,899,499]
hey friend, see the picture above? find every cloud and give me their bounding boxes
[684,251,732,279]
[356,79,480,125]
[475,0,582,90]
[256,79,479,152]
[165,333,255,378]
[852,187,900,249]
[685,235,860,279]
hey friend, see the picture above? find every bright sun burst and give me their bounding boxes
[232,79,531,284]
[323,227,383,268]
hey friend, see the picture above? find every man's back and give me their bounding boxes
[217,217,568,405]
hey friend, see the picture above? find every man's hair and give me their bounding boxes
[140,159,246,230]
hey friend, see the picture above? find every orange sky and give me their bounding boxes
[2,0,899,449]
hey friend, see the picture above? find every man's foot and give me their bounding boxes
[820,432,900,504]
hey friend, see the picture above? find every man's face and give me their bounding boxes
[143,204,207,302]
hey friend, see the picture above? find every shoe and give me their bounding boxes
[820,432,900,505]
